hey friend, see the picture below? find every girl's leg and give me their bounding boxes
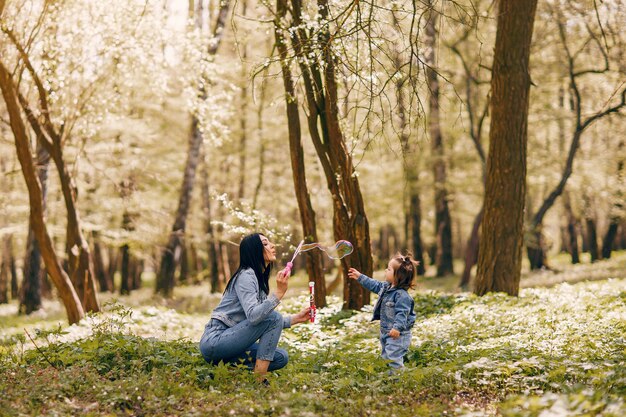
[383,332,411,369]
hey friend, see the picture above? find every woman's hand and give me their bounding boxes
[291,307,312,325]
[348,268,361,280]
[388,328,400,339]
[275,269,289,299]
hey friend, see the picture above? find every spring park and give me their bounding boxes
[1,0,625,415]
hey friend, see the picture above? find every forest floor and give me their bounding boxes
[1,251,625,416]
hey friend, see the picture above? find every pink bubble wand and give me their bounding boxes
[283,240,304,277]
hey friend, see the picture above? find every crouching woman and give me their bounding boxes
[199,233,310,380]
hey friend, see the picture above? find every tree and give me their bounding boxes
[279,0,374,309]
[424,0,454,277]
[274,0,327,308]
[156,0,232,297]
[0,60,85,324]
[391,7,426,276]
[474,0,538,296]
[526,2,626,269]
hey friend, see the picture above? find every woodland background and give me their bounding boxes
[0,0,625,415]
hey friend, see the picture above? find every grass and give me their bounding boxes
[1,252,625,416]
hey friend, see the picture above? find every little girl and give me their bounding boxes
[348,253,417,370]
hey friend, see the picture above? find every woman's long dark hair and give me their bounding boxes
[224,233,271,295]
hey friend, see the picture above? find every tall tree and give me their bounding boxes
[601,139,624,259]
[474,0,538,296]
[446,12,491,289]
[0,61,85,324]
[156,0,232,296]
[424,0,454,277]
[392,7,426,276]
[526,4,626,269]
[284,0,374,310]
[1,22,100,312]
[274,0,327,308]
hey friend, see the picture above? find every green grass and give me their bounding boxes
[1,252,625,416]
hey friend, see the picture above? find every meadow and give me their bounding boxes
[1,253,625,416]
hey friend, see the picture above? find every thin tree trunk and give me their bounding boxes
[1,62,84,324]
[392,9,426,276]
[562,191,580,264]
[92,235,112,292]
[0,236,10,303]
[474,0,538,296]
[274,3,326,307]
[157,0,232,297]
[460,208,483,290]
[425,2,453,277]
[237,0,248,201]
[288,0,373,309]
[20,140,49,314]
[527,12,626,269]
[18,92,100,311]
[601,140,623,260]
[107,246,118,291]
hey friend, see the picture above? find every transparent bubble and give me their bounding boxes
[298,240,353,260]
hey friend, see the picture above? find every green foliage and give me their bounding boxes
[1,277,626,416]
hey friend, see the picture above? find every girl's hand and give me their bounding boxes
[291,307,312,325]
[388,329,400,339]
[275,269,289,299]
[348,268,361,280]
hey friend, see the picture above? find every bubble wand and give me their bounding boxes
[309,281,316,322]
[284,240,304,277]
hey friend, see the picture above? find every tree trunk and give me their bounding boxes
[179,244,189,284]
[200,155,221,293]
[107,246,118,291]
[392,9,426,276]
[120,244,131,295]
[425,2,453,277]
[0,236,10,303]
[157,1,232,297]
[585,218,600,262]
[46,139,99,312]
[20,140,50,314]
[474,0,538,296]
[287,0,373,310]
[274,3,326,308]
[601,223,619,260]
[1,62,84,324]
[562,191,580,264]
[601,140,623,260]
[460,207,483,290]
[156,115,202,296]
[92,236,112,292]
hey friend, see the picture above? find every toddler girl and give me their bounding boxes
[348,253,417,370]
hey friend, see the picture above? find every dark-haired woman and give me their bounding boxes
[199,233,310,379]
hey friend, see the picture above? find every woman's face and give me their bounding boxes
[260,235,276,265]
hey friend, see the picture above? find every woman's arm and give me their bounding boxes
[288,307,312,326]
[235,270,281,325]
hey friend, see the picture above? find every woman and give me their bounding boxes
[199,233,310,379]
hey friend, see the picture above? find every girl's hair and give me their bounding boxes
[391,252,418,290]
[224,233,272,295]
